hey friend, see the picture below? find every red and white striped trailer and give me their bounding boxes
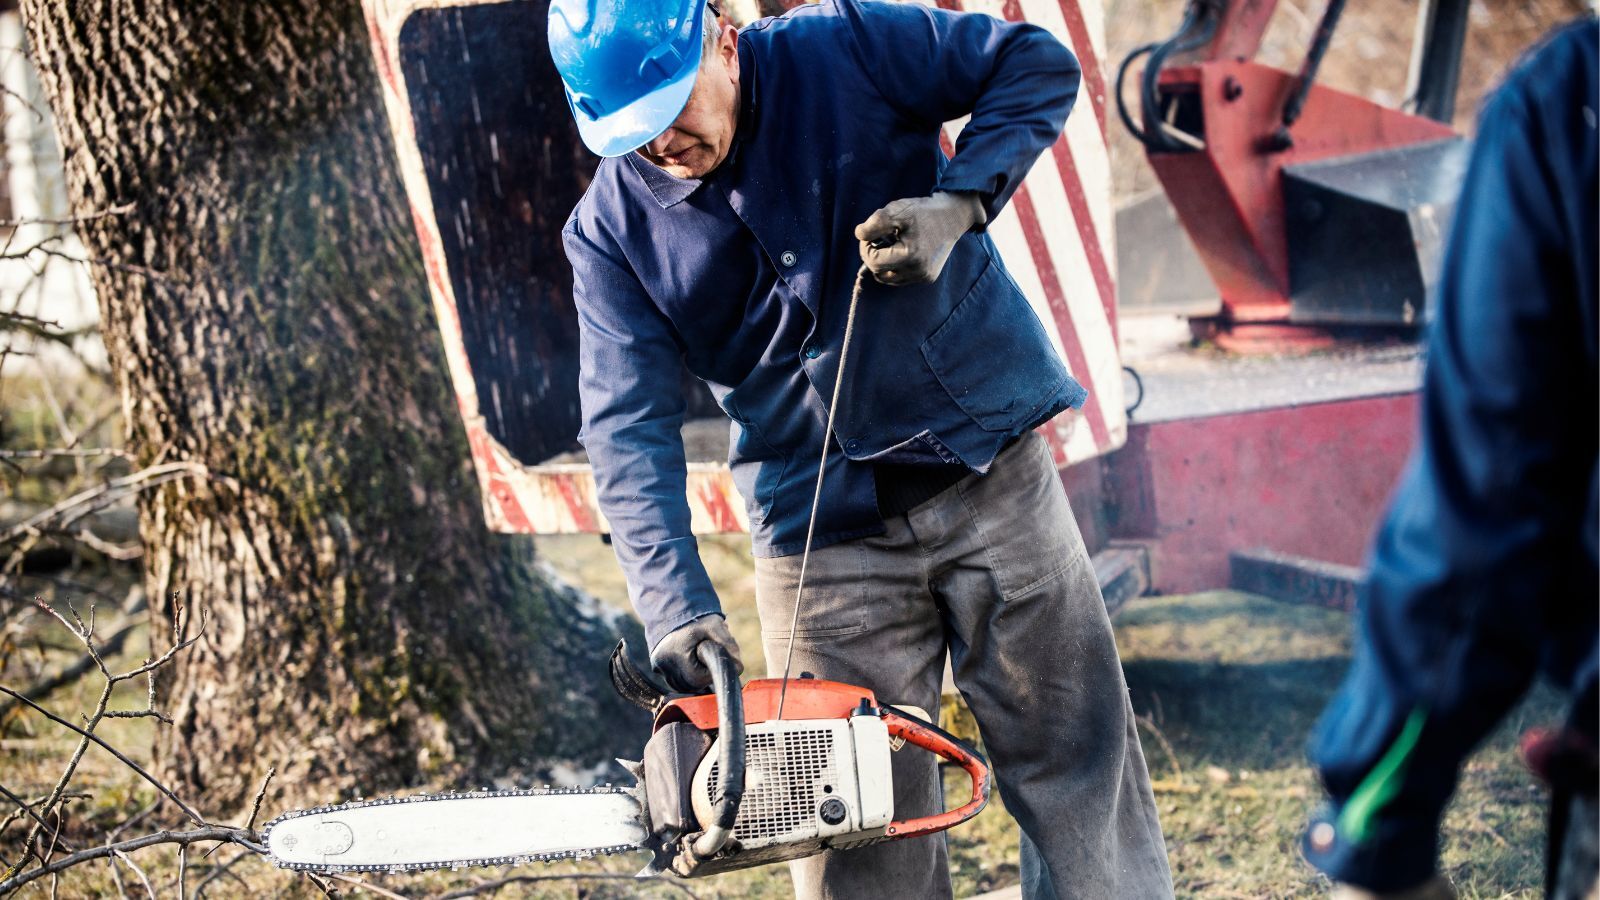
[359,0,1121,537]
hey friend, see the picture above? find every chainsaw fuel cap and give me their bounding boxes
[818,798,848,826]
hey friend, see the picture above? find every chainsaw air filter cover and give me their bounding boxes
[691,716,894,863]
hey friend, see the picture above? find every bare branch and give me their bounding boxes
[112,848,155,898]
[0,782,75,852]
[0,826,264,894]
[0,685,204,825]
[102,708,172,724]
[0,82,48,123]
[0,203,135,229]
[69,527,142,561]
[244,768,276,833]
[107,800,160,843]
[188,848,253,899]
[31,598,109,677]
[110,606,208,683]
[0,448,127,460]
[0,615,139,719]
[0,461,213,550]
[328,873,412,899]
[20,245,169,282]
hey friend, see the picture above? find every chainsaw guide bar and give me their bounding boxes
[262,785,648,873]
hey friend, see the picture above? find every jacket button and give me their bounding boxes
[780,250,797,267]
[844,438,862,454]
[803,344,820,359]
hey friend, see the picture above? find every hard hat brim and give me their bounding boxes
[567,40,702,159]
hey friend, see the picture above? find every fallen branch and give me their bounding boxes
[0,826,265,894]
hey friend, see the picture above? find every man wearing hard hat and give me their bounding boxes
[548,0,1171,896]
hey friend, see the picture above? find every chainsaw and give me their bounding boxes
[263,640,992,878]
[266,265,985,877]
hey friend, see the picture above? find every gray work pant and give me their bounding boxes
[755,432,1173,899]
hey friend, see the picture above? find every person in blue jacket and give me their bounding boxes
[548,0,1172,896]
[1303,17,1597,900]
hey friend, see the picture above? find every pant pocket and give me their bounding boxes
[957,433,1089,602]
[754,541,869,638]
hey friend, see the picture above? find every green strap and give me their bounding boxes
[1338,707,1428,844]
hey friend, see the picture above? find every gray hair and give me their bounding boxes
[702,5,721,58]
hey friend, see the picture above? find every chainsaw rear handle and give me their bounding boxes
[879,706,992,839]
[692,641,745,858]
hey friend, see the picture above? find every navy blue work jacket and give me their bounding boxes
[562,0,1084,647]
[1304,19,1598,892]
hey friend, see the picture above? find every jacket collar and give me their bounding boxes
[629,37,758,209]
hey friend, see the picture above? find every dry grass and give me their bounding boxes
[0,541,1560,898]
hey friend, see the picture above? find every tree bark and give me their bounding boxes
[18,0,645,812]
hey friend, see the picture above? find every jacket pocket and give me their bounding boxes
[920,257,1072,432]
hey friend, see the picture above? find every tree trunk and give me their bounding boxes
[19,0,645,812]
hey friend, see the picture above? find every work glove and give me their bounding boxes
[855,191,987,286]
[1331,876,1457,900]
[651,613,745,693]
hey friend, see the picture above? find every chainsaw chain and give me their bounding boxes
[262,785,642,874]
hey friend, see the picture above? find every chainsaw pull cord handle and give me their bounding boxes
[775,263,872,720]
[692,641,745,858]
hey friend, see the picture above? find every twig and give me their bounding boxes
[432,873,704,900]
[23,245,169,281]
[0,788,88,844]
[0,826,264,893]
[113,848,156,898]
[0,203,135,229]
[1136,713,1183,787]
[0,685,204,825]
[107,851,129,900]
[0,616,137,719]
[70,527,142,561]
[110,606,207,683]
[328,873,412,899]
[0,83,47,123]
[0,782,75,852]
[105,803,161,848]
[188,848,253,899]
[244,768,275,833]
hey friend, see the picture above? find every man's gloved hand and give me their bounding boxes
[855,191,987,286]
[1332,875,1457,900]
[650,613,745,693]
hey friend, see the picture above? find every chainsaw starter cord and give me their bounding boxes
[775,264,870,720]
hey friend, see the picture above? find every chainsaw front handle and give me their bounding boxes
[879,706,992,839]
[692,642,745,858]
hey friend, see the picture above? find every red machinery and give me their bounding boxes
[1119,0,1472,350]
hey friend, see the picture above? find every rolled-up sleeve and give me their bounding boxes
[564,221,721,650]
[841,0,1079,222]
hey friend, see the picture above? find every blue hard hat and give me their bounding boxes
[548,0,710,158]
